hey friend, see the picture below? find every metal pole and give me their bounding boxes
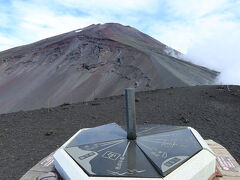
[125,88,136,140]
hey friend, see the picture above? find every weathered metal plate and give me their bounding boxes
[65,124,202,177]
[135,124,185,136]
[67,123,127,147]
[137,128,202,176]
[65,139,161,177]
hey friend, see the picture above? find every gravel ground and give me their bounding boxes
[0,85,240,179]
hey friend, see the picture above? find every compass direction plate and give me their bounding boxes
[64,124,203,177]
[65,139,161,177]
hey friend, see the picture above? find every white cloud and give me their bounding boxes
[150,13,236,53]
[55,0,159,14]
[145,1,240,85]
[0,0,161,51]
[167,0,229,18]
[0,36,24,51]
[0,13,10,27]
[150,22,195,53]
[2,0,101,46]
[186,21,240,85]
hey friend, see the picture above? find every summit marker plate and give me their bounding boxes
[65,124,202,177]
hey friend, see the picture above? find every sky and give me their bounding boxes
[0,0,240,84]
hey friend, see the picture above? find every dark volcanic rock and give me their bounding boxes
[0,23,218,114]
[180,116,189,123]
[45,130,56,136]
[59,103,70,107]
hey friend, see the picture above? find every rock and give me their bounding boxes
[91,115,97,119]
[231,93,238,96]
[45,131,56,136]
[180,116,189,123]
[216,86,225,91]
[117,58,121,63]
[205,118,210,122]
[91,102,100,106]
[135,98,140,102]
[60,103,70,107]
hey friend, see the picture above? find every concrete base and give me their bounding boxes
[20,152,55,180]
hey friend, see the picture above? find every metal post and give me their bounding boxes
[125,88,136,140]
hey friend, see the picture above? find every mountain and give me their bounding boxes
[0,23,218,113]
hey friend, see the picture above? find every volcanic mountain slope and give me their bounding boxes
[0,85,240,179]
[0,23,218,113]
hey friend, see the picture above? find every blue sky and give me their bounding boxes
[0,0,240,84]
